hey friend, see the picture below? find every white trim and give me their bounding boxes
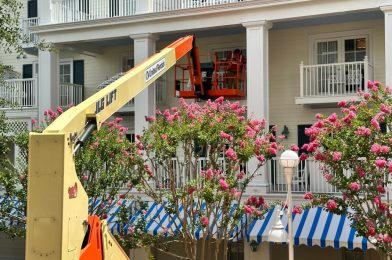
[59,59,73,83]
[308,29,373,65]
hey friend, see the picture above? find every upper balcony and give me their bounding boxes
[21,17,39,49]
[50,0,246,24]
[295,57,373,106]
[0,78,83,110]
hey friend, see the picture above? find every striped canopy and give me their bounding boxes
[99,199,245,241]
[247,207,374,250]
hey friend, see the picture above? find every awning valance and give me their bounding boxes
[247,207,374,250]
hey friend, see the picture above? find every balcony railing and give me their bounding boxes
[21,17,39,46]
[269,157,342,194]
[59,82,84,107]
[51,0,246,24]
[0,78,38,108]
[299,57,373,101]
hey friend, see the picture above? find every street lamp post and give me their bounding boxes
[280,150,300,260]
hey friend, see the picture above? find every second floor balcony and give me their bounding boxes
[0,78,83,110]
[50,0,246,24]
[296,57,373,106]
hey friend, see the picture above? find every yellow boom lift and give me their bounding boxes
[26,36,203,260]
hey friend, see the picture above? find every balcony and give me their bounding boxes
[59,82,84,107]
[296,57,373,106]
[50,0,246,24]
[21,17,39,48]
[0,78,38,109]
[269,158,339,194]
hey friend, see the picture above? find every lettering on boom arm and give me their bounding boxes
[95,89,117,114]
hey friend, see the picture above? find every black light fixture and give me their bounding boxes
[250,240,259,252]
[281,125,289,137]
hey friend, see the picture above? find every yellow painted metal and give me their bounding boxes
[101,220,129,259]
[26,36,193,260]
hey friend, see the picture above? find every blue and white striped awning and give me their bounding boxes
[101,200,244,241]
[247,207,374,250]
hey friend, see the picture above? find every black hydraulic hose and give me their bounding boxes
[73,121,97,155]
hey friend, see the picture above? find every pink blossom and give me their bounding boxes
[355,166,366,177]
[315,113,323,120]
[324,173,333,182]
[348,182,361,192]
[31,118,37,125]
[377,185,386,194]
[292,205,303,214]
[268,147,277,156]
[114,117,123,123]
[303,192,313,200]
[332,151,342,161]
[219,179,229,191]
[368,80,379,91]
[244,205,254,214]
[327,113,338,123]
[338,100,347,107]
[380,104,391,114]
[220,131,233,142]
[388,162,392,173]
[225,148,238,161]
[327,199,337,210]
[82,175,89,181]
[128,227,135,235]
[375,159,387,168]
[278,135,286,140]
[201,216,209,227]
[187,186,197,195]
[290,144,299,151]
[299,153,308,161]
[256,155,265,162]
[161,134,168,140]
[355,126,371,136]
[363,92,371,99]
[371,143,382,154]
[236,171,245,180]
[371,118,380,130]
[230,102,239,110]
[215,96,224,105]
[56,106,63,114]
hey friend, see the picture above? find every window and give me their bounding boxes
[60,62,72,83]
[312,33,369,64]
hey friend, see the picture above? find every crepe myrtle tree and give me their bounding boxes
[0,107,146,241]
[302,81,392,258]
[126,97,281,260]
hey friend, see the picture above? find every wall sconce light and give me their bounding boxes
[23,54,27,59]
[249,240,259,252]
[281,125,289,137]
[16,55,21,59]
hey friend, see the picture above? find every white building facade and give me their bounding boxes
[1,0,392,259]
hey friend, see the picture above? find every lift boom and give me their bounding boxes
[26,36,200,260]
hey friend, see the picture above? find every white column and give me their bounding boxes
[135,0,154,14]
[38,50,59,120]
[244,241,270,260]
[130,33,158,136]
[243,20,272,195]
[382,6,392,87]
[38,0,52,25]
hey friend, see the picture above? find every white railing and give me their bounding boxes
[300,57,373,98]
[0,78,38,108]
[51,0,245,23]
[21,17,39,45]
[59,82,83,107]
[52,0,136,23]
[269,158,342,194]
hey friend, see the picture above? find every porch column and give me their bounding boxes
[243,20,272,195]
[38,49,59,121]
[135,0,154,14]
[244,241,270,260]
[38,0,52,25]
[130,33,158,136]
[381,6,392,87]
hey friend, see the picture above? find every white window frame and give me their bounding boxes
[59,59,73,84]
[309,29,373,65]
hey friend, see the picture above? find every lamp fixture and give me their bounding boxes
[281,125,289,137]
[249,240,259,252]
[268,205,288,243]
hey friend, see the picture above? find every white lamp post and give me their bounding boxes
[280,150,300,260]
[268,205,288,243]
